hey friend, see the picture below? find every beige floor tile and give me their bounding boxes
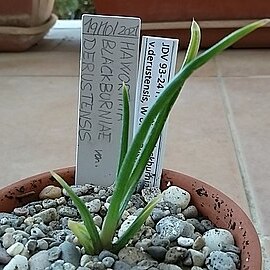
[0,51,80,76]
[176,51,218,77]
[0,76,78,187]
[216,49,270,77]
[224,77,270,236]
[164,76,250,212]
[263,238,270,267]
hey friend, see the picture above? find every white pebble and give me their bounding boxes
[177,236,194,247]
[162,186,191,209]
[203,229,234,252]
[118,215,137,238]
[86,199,102,213]
[3,255,28,270]
[6,242,24,256]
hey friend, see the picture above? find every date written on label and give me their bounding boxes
[83,16,139,38]
[134,36,179,188]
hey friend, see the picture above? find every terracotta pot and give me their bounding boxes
[0,0,55,27]
[0,14,57,52]
[93,0,270,48]
[0,167,261,269]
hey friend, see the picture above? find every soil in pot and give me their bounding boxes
[0,169,256,270]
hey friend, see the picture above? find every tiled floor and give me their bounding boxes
[0,21,269,267]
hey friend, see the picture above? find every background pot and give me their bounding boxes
[93,0,270,48]
[0,0,57,51]
[0,167,262,269]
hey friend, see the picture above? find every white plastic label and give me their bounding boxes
[76,14,141,186]
[134,36,179,188]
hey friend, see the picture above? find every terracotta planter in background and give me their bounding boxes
[0,0,57,51]
[93,0,270,48]
[0,167,262,269]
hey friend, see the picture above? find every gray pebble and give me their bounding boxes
[135,239,152,250]
[151,208,170,222]
[33,208,58,224]
[80,254,92,266]
[189,249,205,267]
[141,187,161,203]
[99,250,118,261]
[165,247,187,264]
[93,215,103,228]
[50,259,65,269]
[42,199,58,209]
[3,254,28,270]
[113,260,131,270]
[13,207,29,216]
[29,250,52,270]
[151,234,170,248]
[60,241,80,267]
[92,261,106,270]
[220,244,240,254]
[138,259,158,268]
[156,217,186,241]
[201,219,215,231]
[37,239,49,250]
[205,251,236,270]
[146,246,167,262]
[58,207,78,218]
[187,219,205,234]
[31,227,46,238]
[2,233,15,249]
[26,239,37,253]
[48,246,61,261]
[63,262,76,270]
[86,199,102,213]
[203,229,234,252]
[158,263,183,270]
[162,186,191,209]
[182,206,198,219]
[192,236,205,251]
[0,246,11,264]
[118,247,151,266]
[226,252,240,266]
[102,257,115,268]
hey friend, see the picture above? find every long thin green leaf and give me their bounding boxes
[107,20,202,217]
[118,106,171,214]
[117,83,130,177]
[181,19,201,69]
[100,18,269,250]
[113,194,162,253]
[68,220,94,254]
[50,171,102,254]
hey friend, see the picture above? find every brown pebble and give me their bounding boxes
[39,186,62,199]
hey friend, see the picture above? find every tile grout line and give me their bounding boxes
[216,70,270,265]
[215,63,262,232]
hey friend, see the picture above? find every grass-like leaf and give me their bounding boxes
[50,171,102,254]
[112,194,162,253]
[100,18,270,250]
[117,83,130,177]
[68,220,94,254]
[181,19,201,69]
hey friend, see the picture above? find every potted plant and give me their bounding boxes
[93,0,270,48]
[0,19,268,269]
[0,0,57,52]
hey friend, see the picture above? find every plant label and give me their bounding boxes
[76,14,141,186]
[134,36,179,188]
